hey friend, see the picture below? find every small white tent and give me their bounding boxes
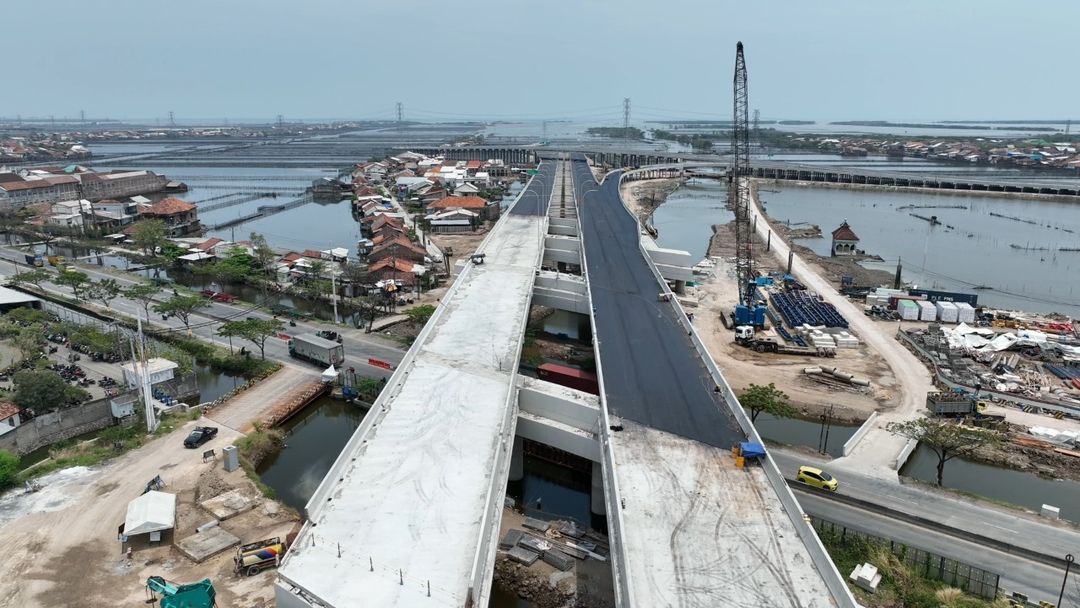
[124,491,176,536]
[321,365,338,384]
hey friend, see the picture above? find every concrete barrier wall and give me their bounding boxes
[842,411,878,457]
[0,398,115,456]
[617,169,861,608]
[893,437,919,470]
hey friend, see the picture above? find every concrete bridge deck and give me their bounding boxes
[275,161,556,608]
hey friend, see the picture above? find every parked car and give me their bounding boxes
[184,426,219,449]
[796,465,838,492]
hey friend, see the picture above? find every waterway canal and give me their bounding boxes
[652,179,732,262]
[901,443,1080,524]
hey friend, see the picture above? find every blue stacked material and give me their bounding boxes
[769,289,849,329]
[740,442,767,459]
[1045,363,1080,379]
[735,304,752,326]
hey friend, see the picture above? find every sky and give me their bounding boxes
[5,0,1078,124]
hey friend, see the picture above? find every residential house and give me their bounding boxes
[424,208,479,233]
[368,258,422,286]
[354,161,388,184]
[453,182,481,196]
[140,197,200,236]
[367,235,428,265]
[0,401,21,437]
[428,195,500,221]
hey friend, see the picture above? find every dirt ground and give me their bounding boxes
[618,178,683,223]
[0,421,298,608]
[428,230,490,274]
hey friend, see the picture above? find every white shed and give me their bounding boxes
[124,490,176,538]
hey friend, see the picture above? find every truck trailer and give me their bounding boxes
[288,333,344,367]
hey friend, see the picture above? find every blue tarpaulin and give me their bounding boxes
[740,442,766,459]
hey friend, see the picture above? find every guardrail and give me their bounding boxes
[613,168,861,608]
[580,165,633,607]
[842,411,878,456]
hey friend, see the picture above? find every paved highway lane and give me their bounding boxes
[572,158,743,448]
[0,251,403,379]
[793,488,1080,605]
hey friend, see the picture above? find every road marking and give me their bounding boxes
[983,522,1016,534]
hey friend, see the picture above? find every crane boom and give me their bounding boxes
[731,41,754,309]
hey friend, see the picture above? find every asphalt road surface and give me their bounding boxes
[507,157,555,216]
[572,156,743,448]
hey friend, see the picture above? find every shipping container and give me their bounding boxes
[537,363,599,395]
[908,288,979,307]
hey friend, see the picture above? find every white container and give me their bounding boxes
[898,300,919,321]
[954,302,976,324]
[935,301,959,323]
[917,300,937,321]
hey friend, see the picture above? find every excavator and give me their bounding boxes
[145,576,216,608]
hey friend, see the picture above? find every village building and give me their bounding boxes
[140,197,200,236]
[831,220,860,256]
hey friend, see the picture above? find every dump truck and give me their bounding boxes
[288,333,344,367]
[734,326,835,357]
[926,391,989,416]
[234,537,286,576]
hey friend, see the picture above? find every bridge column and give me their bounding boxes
[509,436,524,482]
[591,461,606,516]
[673,280,686,295]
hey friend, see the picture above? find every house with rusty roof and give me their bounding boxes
[428,195,500,221]
[368,258,424,286]
[139,197,200,236]
[367,235,428,265]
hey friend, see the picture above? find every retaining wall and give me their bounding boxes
[0,397,116,456]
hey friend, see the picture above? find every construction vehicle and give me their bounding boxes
[234,536,287,576]
[145,576,216,608]
[926,391,989,416]
[735,326,836,357]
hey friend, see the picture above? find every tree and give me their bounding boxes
[13,370,90,410]
[887,417,1005,486]
[12,328,45,362]
[403,304,436,325]
[218,318,283,360]
[205,246,256,284]
[0,449,17,491]
[54,269,91,302]
[131,219,168,257]
[739,382,797,423]
[154,294,209,331]
[249,232,277,277]
[87,278,121,308]
[122,282,162,320]
[10,268,49,290]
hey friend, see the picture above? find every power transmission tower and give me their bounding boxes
[80,109,86,124]
[396,102,404,124]
[731,42,754,310]
[541,120,548,143]
[277,114,285,129]
[168,111,175,127]
[1067,120,1072,136]
[623,97,632,142]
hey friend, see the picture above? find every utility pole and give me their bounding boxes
[622,97,632,142]
[541,120,548,143]
[168,111,175,127]
[731,42,754,311]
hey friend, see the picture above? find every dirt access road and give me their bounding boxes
[745,179,935,478]
[0,421,294,608]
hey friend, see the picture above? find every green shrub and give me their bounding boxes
[0,450,18,491]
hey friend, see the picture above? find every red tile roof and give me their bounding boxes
[831,221,859,241]
[428,196,487,210]
[143,197,195,216]
[194,237,223,252]
[369,258,415,273]
[370,236,427,258]
[301,249,324,259]
[465,160,482,169]
[0,401,20,420]
[281,252,303,263]
[0,180,51,192]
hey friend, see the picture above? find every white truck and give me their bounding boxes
[288,333,344,367]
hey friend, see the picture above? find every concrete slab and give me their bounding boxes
[200,489,255,520]
[176,526,240,563]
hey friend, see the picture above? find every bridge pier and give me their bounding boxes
[591,461,606,516]
[509,436,524,482]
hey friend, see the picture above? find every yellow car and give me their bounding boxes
[797,466,838,492]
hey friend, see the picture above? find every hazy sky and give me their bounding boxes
[6,1,1077,124]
